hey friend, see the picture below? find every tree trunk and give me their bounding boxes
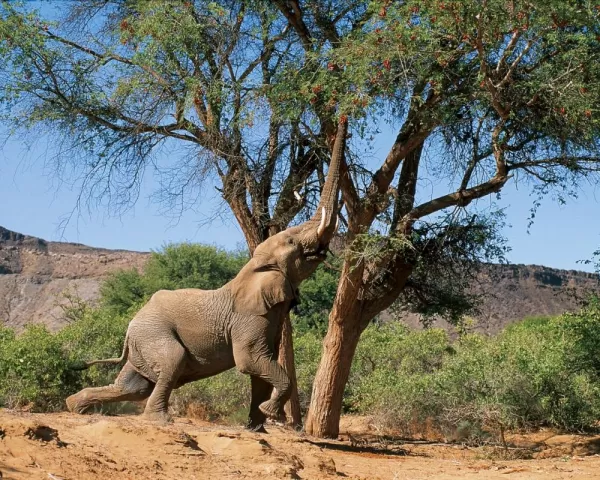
[304,312,362,438]
[275,313,303,428]
[304,256,364,438]
[305,258,414,438]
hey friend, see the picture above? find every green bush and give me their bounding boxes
[554,297,600,375]
[294,262,340,335]
[0,325,80,411]
[0,300,137,411]
[171,369,250,422]
[101,243,248,314]
[498,321,597,430]
[98,269,146,316]
[292,329,323,409]
[347,308,600,439]
[347,325,455,431]
[58,303,134,387]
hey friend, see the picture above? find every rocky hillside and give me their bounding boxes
[0,226,148,331]
[1,226,598,333]
[400,263,600,335]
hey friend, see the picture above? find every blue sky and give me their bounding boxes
[1,2,599,271]
[0,134,243,253]
[1,130,599,272]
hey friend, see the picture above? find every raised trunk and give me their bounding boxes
[309,118,348,241]
[237,118,347,431]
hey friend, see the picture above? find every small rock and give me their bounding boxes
[24,425,67,448]
[175,432,203,452]
[258,438,272,449]
[317,456,336,475]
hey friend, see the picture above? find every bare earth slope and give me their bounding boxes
[2,411,600,480]
[1,225,598,333]
[0,226,148,331]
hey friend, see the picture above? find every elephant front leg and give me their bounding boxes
[236,352,291,423]
[257,366,290,423]
[247,376,273,432]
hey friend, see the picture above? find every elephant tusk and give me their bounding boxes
[316,207,327,238]
[335,216,339,233]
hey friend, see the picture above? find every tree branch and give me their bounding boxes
[391,141,425,232]
[508,156,600,171]
[44,30,176,96]
[272,0,313,50]
[495,30,521,74]
[495,38,535,89]
[310,3,340,44]
[404,173,509,223]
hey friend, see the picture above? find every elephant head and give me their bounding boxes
[228,119,347,316]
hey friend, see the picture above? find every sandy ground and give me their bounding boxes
[1,410,600,479]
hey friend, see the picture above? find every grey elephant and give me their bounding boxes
[66,121,347,431]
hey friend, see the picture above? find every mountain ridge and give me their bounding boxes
[0,226,149,330]
[1,225,598,333]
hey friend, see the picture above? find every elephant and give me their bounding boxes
[65,120,348,431]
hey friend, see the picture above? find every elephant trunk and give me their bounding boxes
[308,118,348,246]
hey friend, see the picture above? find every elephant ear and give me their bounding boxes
[230,259,296,316]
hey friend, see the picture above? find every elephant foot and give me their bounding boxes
[258,400,286,423]
[246,421,267,433]
[66,392,93,414]
[141,410,172,424]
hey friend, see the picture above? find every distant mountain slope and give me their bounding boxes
[399,263,599,335]
[0,226,148,331]
[1,226,598,333]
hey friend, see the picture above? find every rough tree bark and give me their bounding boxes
[304,257,414,437]
[304,305,362,436]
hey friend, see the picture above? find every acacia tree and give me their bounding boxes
[265,0,600,437]
[2,0,600,439]
[0,0,329,426]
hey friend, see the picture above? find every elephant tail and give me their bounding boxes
[70,332,130,370]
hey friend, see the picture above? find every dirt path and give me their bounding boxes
[1,410,600,479]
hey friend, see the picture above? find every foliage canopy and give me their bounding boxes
[2,0,599,323]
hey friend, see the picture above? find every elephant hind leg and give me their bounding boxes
[66,362,154,414]
[141,340,186,423]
